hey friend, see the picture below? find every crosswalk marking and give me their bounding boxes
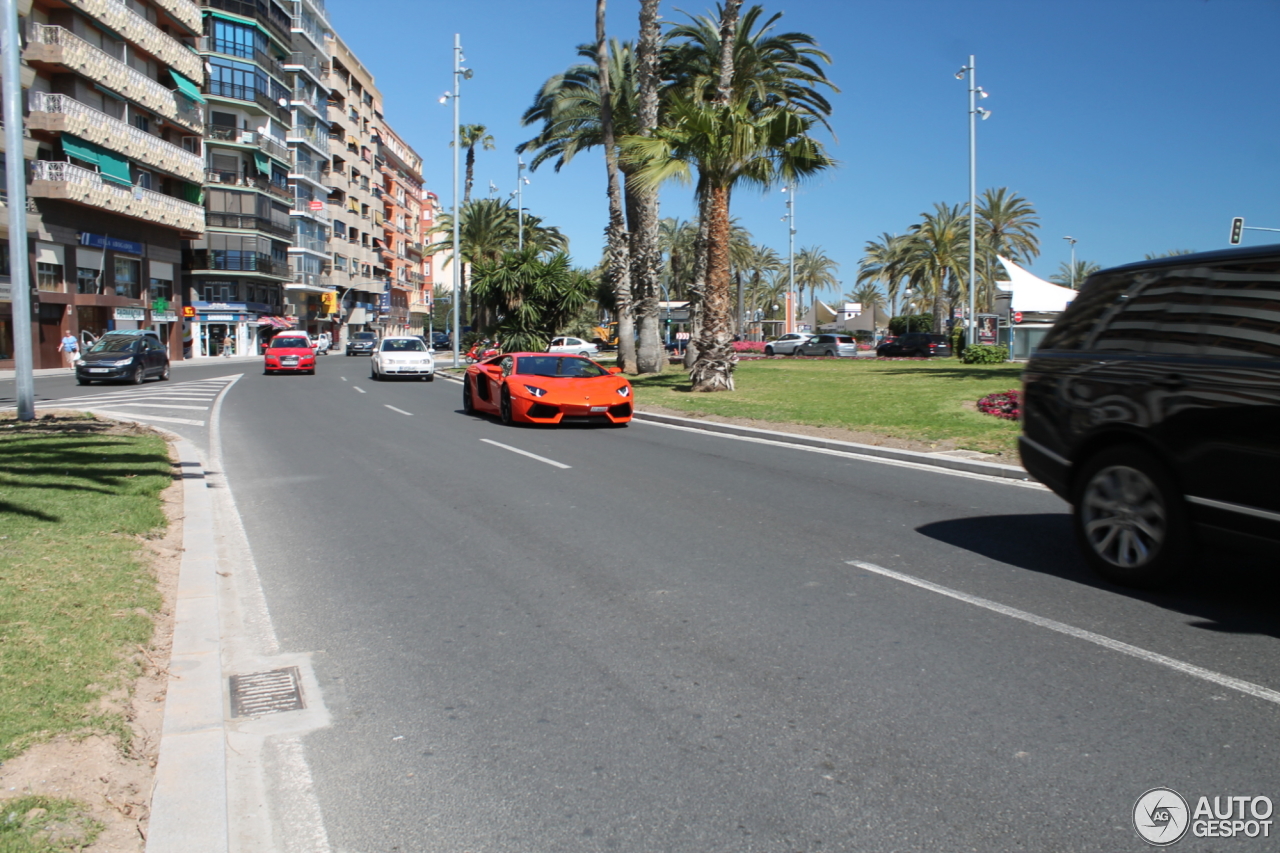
[8,377,241,431]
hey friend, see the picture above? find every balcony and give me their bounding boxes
[291,199,330,223]
[186,249,291,278]
[205,168,293,202]
[287,124,328,154]
[198,35,286,83]
[27,92,202,183]
[204,126,291,165]
[201,0,292,48]
[290,87,327,118]
[288,236,328,253]
[148,0,203,35]
[288,166,328,188]
[283,51,328,84]
[65,0,203,82]
[25,25,203,132]
[205,210,293,239]
[206,79,292,124]
[30,160,204,234]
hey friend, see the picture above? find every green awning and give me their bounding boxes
[61,134,100,166]
[98,147,133,187]
[178,181,203,205]
[170,71,206,105]
[253,150,270,176]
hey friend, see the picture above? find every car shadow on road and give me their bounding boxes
[918,514,1280,640]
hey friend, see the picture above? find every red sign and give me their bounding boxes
[1013,311,1023,324]
[309,200,324,211]
[182,305,196,318]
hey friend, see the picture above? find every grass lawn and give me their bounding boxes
[0,418,172,762]
[631,357,1025,455]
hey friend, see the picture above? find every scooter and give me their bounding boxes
[464,340,500,363]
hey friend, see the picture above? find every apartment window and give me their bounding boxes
[114,257,142,299]
[132,112,150,133]
[135,170,153,190]
[333,255,347,271]
[37,263,63,292]
[77,267,99,294]
[200,281,237,302]
[211,19,265,61]
[149,278,173,301]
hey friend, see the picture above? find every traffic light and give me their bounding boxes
[1230,217,1245,245]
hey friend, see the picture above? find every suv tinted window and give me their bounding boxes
[1201,261,1280,359]
[1039,273,1129,351]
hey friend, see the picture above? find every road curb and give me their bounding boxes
[632,411,1032,480]
[437,369,1031,481]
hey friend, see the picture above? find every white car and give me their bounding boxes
[371,336,435,381]
[547,336,598,357]
[312,332,331,355]
[764,333,813,356]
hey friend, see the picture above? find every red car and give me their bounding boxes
[264,334,316,375]
[462,352,633,426]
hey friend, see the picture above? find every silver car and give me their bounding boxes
[794,334,859,357]
[764,333,812,356]
[547,336,599,357]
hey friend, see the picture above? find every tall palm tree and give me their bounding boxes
[631,0,665,373]
[457,124,495,205]
[792,245,839,324]
[856,232,910,318]
[844,282,885,313]
[595,0,636,373]
[658,217,699,299]
[975,187,1039,312]
[1050,259,1101,289]
[904,202,969,333]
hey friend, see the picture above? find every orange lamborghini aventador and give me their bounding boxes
[462,353,633,426]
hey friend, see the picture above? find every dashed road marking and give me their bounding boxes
[480,438,571,469]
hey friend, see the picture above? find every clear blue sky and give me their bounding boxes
[329,0,1280,293]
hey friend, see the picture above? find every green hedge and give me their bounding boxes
[960,344,1009,364]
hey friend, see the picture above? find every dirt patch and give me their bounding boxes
[637,403,1008,459]
[0,414,183,852]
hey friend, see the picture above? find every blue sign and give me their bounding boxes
[378,293,391,313]
[79,232,145,255]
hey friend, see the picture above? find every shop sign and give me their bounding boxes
[114,307,146,320]
[203,314,238,322]
[0,282,10,302]
[153,311,178,322]
[79,233,145,255]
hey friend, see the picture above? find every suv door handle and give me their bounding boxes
[1153,374,1185,389]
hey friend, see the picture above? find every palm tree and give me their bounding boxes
[470,248,596,351]
[631,0,665,373]
[975,187,1039,312]
[658,217,699,299]
[856,232,910,319]
[844,282,885,313]
[904,202,969,333]
[457,124,495,205]
[1050,259,1101,289]
[792,245,839,325]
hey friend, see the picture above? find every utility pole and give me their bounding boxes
[3,0,34,420]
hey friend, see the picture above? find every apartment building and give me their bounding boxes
[4,0,206,368]
[185,0,297,358]
[373,120,421,337]
[324,33,384,343]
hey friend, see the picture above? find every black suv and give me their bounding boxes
[1020,244,1280,587]
[876,332,952,358]
[346,332,378,356]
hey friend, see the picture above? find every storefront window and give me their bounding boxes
[37,262,63,292]
[114,257,141,298]
[77,267,100,294]
[149,278,173,300]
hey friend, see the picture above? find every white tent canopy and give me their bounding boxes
[994,256,1077,313]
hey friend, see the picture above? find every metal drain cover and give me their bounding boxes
[229,667,305,718]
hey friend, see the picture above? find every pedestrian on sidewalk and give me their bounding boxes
[58,330,79,371]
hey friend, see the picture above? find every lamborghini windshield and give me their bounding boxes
[515,356,609,378]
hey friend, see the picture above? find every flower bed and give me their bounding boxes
[732,340,767,353]
[976,389,1021,420]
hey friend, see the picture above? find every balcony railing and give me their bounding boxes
[290,88,327,116]
[146,0,202,35]
[283,51,329,83]
[201,0,292,48]
[288,166,328,185]
[198,35,287,83]
[204,168,293,201]
[186,249,289,277]
[65,0,203,82]
[30,160,204,233]
[206,79,292,122]
[205,210,293,239]
[290,12,326,49]
[28,92,202,183]
[289,236,328,253]
[290,200,330,222]
[25,25,203,132]
[203,126,291,165]
[287,124,328,151]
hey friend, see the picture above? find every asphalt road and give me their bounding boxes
[10,355,1280,851]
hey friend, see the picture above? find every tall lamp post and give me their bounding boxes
[439,34,471,367]
[3,0,34,420]
[513,156,529,251]
[782,184,796,333]
[1063,236,1078,289]
[957,56,990,346]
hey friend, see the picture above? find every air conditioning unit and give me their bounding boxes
[283,304,297,316]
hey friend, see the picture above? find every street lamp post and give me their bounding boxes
[515,157,528,251]
[1063,236,1078,289]
[439,34,471,367]
[3,0,34,420]
[783,184,796,333]
[957,56,990,347]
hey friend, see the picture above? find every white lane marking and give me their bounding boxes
[643,419,1046,491]
[480,438,572,469]
[384,405,413,416]
[846,560,1280,707]
[86,409,206,426]
[97,402,211,411]
[340,376,347,382]
[354,386,366,394]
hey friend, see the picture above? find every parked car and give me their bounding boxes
[371,336,435,381]
[346,332,378,356]
[1020,244,1280,588]
[876,332,952,358]
[76,332,170,385]
[263,334,315,375]
[463,353,633,426]
[431,332,452,351]
[794,334,859,357]
[764,333,812,356]
[312,332,331,355]
[548,336,599,357]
